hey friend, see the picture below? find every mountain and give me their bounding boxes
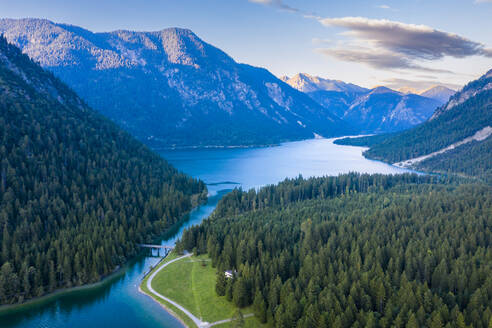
[0,36,205,304]
[397,86,419,94]
[364,69,492,183]
[0,19,351,148]
[284,73,442,133]
[283,73,368,93]
[430,70,491,119]
[420,85,456,103]
[343,86,442,133]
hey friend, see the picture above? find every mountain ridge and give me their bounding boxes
[419,85,456,104]
[284,73,443,133]
[0,18,352,148]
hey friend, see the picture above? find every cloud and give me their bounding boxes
[320,17,491,60]
[475,0,492,3]
[316,17,492,72]
[248,0,300,13]
[382,77,461,92]
[247,1,491,74]
[317,47,453,73]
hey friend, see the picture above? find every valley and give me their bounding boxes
[0,3,491,327]
[0,138,413,328]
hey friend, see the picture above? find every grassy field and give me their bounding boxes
[143,253,267,327]
[140,253,197,328]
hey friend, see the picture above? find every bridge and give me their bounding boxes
[138,244,174,257]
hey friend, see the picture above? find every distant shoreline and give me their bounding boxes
[150,135,353,151]
[151,142,280,151]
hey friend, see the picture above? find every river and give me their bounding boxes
[0,138,411,328]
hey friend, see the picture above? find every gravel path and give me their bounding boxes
[146,253,253,327]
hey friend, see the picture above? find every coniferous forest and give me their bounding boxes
[0,36,206,304]
[178,174,492,328]
[0,11,491,328]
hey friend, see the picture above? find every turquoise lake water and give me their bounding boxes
[0,138,411,328]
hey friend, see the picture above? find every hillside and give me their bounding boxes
[0,36,206,305]
[364,69,492,182]
[284,73,442,133]
[178,174,492,327]
[0,18,351,148]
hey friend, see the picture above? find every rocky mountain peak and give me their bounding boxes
[370,86,400,95]
[0,18,350,147]
[285,73,368,93]
[419,85,456,103]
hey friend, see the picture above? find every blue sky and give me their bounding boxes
[1,0,491,90]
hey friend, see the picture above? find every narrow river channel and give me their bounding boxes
[0,138,412,328]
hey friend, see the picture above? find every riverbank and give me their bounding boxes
[140,253,265,328]
[139,252,197,328]
[0,197,209,317]
[2,138,415,328]
[0,261,127,316]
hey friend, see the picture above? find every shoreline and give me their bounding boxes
[150,134,350,151]
[0,198,208,317]
[138,285,190,328]
[139,253,199,328]
[0,263,127,315]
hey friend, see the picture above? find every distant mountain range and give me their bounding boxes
[360,69,492,183]
[419,86,456,103]
[283,73,452,133]
[0,18,351,148]
[281,73,368,94]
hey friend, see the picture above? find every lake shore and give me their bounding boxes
[0,199,208,317]
[3,138,414,328]
[139,253,196,328]
[0,264,127,315]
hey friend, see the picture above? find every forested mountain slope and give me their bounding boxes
[178,174,492,328]
[363,69,492,182]
[0,18,351,148]
[0,36,206,305]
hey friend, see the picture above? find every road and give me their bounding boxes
[146,253,254,328]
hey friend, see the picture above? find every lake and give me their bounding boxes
[0,138,410,328]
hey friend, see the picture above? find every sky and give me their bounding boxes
[1,0,491,91]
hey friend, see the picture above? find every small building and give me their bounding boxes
[224,270,236,279]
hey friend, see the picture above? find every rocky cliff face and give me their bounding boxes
[0,18,350,148]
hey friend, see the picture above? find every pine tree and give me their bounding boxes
[226,279,234,302]
[253,290,267,323]
[233,278,249,308]
[406,313,419,328]
[216,272,227,296]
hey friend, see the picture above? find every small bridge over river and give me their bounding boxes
[137,244,174,257]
